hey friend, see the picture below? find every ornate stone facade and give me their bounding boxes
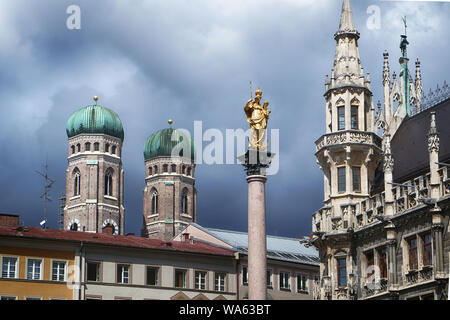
[311,0,449,300]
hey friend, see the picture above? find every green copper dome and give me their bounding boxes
[66,105,124,141]
[144,128,195,161]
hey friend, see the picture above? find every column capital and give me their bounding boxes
[246,175,268,184]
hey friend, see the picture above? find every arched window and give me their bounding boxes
[163,164,168,173]
[70,223,78,231]
[171,164,177,174]
[187,167,192,176]
[154,165,158,174]
[181,188,188,214]
[71,145,75,154]
[148,167,153,176]
[182,165,186,174]
[151,189,159,214]
[105,143,110,153]
[73,169,81,196]
[77,144,81,152]
[111,146,117,154]
[104,170,113,196]
[94,142,100,151]
[85,142,91,151]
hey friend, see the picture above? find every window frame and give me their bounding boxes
[51,260,67,282]
[378,247,388,279]
[351,105,358,130]
[422,233,433,267]
[337,166,346,193]
[214,272,227,292]
[266,269,273,288]
[408,237,419,271]
[26,258,43,281]
[296,274,308,293]
[242,266,248,285]
[352,166,361,192]
[194,270,208,290]
[337,257,347,287]
[1,256,19,279]
[279,271,291,290]
[174,268,188,289]
[86,261,102,282]
[337,105,345,131]
[116,263,131,284]
[145,266,160,286]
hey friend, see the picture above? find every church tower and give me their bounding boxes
[142,121,197,240]
[313,0,383,299]
[64,97,125,235]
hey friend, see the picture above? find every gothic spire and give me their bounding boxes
[331,0,364,88]
[335,0,360,40]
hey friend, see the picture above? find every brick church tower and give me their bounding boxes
[142,121,197,240]
[63,97,125,235]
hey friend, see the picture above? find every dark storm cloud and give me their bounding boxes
[0,0,448,237]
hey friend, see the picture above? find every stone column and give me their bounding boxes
[383,134,395,216]
[385,222,398,289]
[247,175,267,300]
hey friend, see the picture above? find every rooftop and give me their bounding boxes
[0,225,235,257]
[190,223,319,266]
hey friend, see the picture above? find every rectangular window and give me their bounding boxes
[146,267,159,286]
[1,296,17,300]
[366,251,375,282]
[2,257,17,278]
[27,259,42,280]
[175,269,187,288]
[52,261,66,281]
[338,167,346,193]
[266,270,272,287]
[87,262,100,282]
[338,106,345,130]
[409,238,418,270]
[352,167,361,192]
[337,258,347,287]
[279,272,290,290]
[94,142,100,151]
[297,275,308,292]
[378,248,388,279]
[242,266,248,285]
[117,264,130,284]
[351,106,358,130]
[423,233,432,266]
[195,271,207,290]
[215,273,226,292]
[25,297,42,300]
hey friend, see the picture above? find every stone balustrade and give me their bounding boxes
[313,166,450,234]
[315,130,383,153]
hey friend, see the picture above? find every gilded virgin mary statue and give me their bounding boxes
[244,88,271,150]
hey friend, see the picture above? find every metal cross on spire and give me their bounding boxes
[35,158,55,229]
[402,16,407,36]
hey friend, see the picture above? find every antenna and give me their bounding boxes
[58,195,66,230]
[35,159,55,229]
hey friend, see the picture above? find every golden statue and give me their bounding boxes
[244,87,271,150]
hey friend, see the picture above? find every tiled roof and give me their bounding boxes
[189,223,319,266]
[0,226,234,257]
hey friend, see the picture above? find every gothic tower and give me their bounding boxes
[63,97,125,235]
[142,121,197,240]
[314,0,382,299]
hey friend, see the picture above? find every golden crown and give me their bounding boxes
[255,88,262,96]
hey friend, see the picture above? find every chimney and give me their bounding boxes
[0,214,20,227]
[102,225,114,235]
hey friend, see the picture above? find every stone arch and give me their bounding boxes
[72,167,81,196]
[150,187,159,214]
[104,167,114,196]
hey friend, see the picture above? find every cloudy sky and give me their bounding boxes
[0,0,448,238]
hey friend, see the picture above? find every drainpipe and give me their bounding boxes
[79,241,85,300]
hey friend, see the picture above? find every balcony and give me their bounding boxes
[315,130,382,153]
